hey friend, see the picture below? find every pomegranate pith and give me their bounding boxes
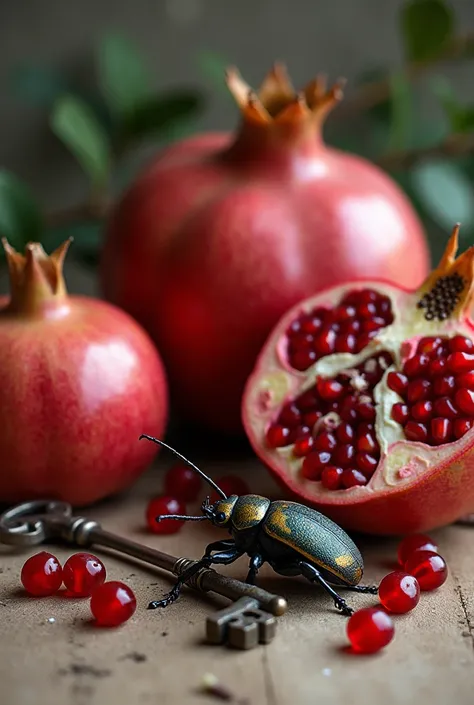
[242,225,474,534]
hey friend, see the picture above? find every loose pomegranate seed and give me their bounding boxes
[321,466,344,490]
[336,423,354,443]
[417,336,442,355]
[341,468,367,488]
[392,403,409,424]
[387,372,408,396]
[63,553,106,597]
[453,418,474,439]
[449,335,473,352]
[433,375,455,396]
[90,581,136,627]
[314,430,337,451]
[455,388,474,415]
[347,607,394,654]
[447,351,474,373]
[356,452,378,476]
[404,550,448,590]
[356,431,377,453]
[266,425,291,447]
[433,397,458,419]
[456,371,474,389]
[21,552,63,597]
[301,451,331,480]
[146,496,186,534]
[164,464,202,502]
[317,378,344,400]
[292,350,317,371]
[403,354,430,377]
[279,403,302,427]
[332,444,355,467]
[411,400,433,422]
[430,417,452,444]
[406,379,431,403]
[212,476,250,500]
[378,571,420,613]
[404,421,428,443]
[397,534,439,565]
[293,435,315,457]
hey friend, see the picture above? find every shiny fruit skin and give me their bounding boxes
[378,571,420,613]
[101,129,428,433]
[0,296,168,506]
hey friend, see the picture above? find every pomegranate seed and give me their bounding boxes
[332,444,355,467]
[301,451,331,480]
[321,466,344,490]
[455,370,474,389]
[340,320,361,334]
[378,571,420,613]
[146,496,186,534]
[355,332,376,352]
[289,332,314,351]
[406,379,431,403]
[63,553,106,597]
[279,403,302,427]
[314,328,336,356]
[403,354,430,377]
[430,417,452,445]
[287,319,301,336]
[266,425,291,447]
[404,550,448,591]
[433,376,455,396]
[358,421,374,435]
[288,424,311,443]
[404,421,428,443]
[355,289,379,304]
[333,305,356,321]
[453,418,474,439]
[300,316,323,334]
[292,350,317,371]
[335,333,356,353]
[314,431,337,451]
[377,295,392,314]
[392,403,409,424]
[397,534,438,565]
[340,395,359,422]
[357,302,377,319]
[356,401,376,421]
[360,317,386,333]
[90,581,136,627]
[356,452,378,476]
[410,400,433,422]
[447,351,474,373]
[337,423,355,443]
[21,552,63,597]
[356,431,377,453]
[433,397,458,419]
[303,410,322,427]
[165,464,202,502]
[347,607,394,654]
[341,468,367,488]
[429,358,447,376]
[316,378,344,401]
[293,435,315,457]
[386,372,408,396]
[417,336,442,356]
[296,389,317,411]
[448,335,473,352]
[455,388,474,415]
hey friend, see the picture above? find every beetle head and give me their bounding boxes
[201,495,238,528]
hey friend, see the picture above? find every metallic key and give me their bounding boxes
[0,500,287,648]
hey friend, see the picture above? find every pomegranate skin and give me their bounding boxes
[0,295,168,506]
[101,72,429,433]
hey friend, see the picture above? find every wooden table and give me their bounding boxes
[1,446,473,705]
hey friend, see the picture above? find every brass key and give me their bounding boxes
[0,500,287,649]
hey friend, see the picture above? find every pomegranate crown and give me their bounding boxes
[225,63,345,126]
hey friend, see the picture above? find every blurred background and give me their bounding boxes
[1,0,474,278]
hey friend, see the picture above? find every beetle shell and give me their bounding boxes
[262,501,363,585]
[231,495,271,531]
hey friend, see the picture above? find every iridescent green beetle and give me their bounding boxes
[140,436,377,615]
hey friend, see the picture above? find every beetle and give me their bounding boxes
[140,435,377,615]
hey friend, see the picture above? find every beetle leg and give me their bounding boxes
[148,547,244,610]
[245,553,264,585]
[336,584,379,595]
[298,561,354,616]
[204,539,237,557]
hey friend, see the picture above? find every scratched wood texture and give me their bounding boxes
[1,444,474,705]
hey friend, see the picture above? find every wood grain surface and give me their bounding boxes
[1,447,473,705]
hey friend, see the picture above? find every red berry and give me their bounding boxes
[211,475,250,502]
[21,551,63,597]
[146,496,186,534]
[378,571,420,613]
[347,607,394,654]
[63,553,106,597]
[404,550,448,590]
[397,534,439,565]
[164,464,202,502]
[266,424,291,447]
[90,581,136,627]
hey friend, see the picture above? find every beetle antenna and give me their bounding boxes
[157,514,208,522]
[139,435,227,499]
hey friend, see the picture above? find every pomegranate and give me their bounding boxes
[243,225,474,535]
[0,238,168,505]
[100,65,429,433]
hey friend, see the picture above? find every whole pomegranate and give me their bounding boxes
[243,225,474,535]
[0,238,168,505]
[100,65,429,433]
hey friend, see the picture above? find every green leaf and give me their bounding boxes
[388,72,412,151]
[198,51,229,90]
[9,64,67,107]
[50,95,111,188]
[120,90,203,143]
[99,33,152,117]
[0,171,43,249]
[401,0,454,61]
[411,160,474,231]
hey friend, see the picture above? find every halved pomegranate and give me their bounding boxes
[243,225,474,535]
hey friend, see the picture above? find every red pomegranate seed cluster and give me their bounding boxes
[266,352,393,490]
[20,551,135,627]
[286,288,393,371]
[347,532,448,654]
[388,335,474,445]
